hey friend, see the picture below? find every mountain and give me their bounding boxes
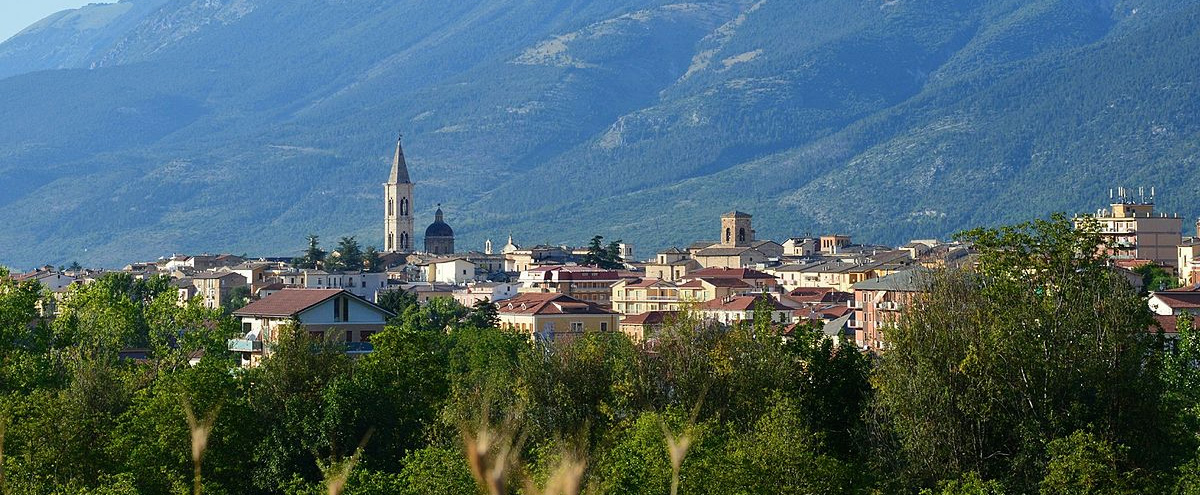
[0,0,1198,268]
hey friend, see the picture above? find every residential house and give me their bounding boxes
[421,257,478,285]
[851,268,930,351]
[518,265,625,308]
[644,248,701,282]
[190,271,248,310]
[453,282,520,307]
[620,310,679,343]
[496,292,620,342]
[229,289,394,367]
[698,294,793,326]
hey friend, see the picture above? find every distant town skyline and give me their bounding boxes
[0,1,102,43]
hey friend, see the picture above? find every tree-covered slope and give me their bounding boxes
[0,0,1197,267]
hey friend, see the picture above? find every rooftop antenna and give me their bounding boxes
[1140,187,1145,204]
[1151,186,1156,202]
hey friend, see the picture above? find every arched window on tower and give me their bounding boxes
[388,198,394,216]
[387,233,393,251]
[738,228,746,243]
[400,198,409,216]
[400,232,409,250]
[725,228,732,243]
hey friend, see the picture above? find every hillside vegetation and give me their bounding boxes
[0,0,1197,267]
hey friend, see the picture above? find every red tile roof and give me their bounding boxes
[621,311,680,325]
[1153,292,1200,309]
[234,289,346,317]
[1153,315,1181,335]
[694,277,754,288]
[700,294,791,311]
[497,292,617,316]
[690,267,776,279]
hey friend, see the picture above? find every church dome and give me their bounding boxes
[425,207,454,238]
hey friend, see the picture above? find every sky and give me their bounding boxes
[0,1,103,43]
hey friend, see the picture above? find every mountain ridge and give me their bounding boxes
[0,0,1197,268]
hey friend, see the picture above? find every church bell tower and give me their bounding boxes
[384,135,414,252]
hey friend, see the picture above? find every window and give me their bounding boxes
[725,228,731,243]
[400,198,408,216]
[242,322,252,334]
[738,228,746,242]
[346,330,353,342]
[571,322,584,333]
[388,198,394,216]
[388,233,393,251]
[600,322,608,332]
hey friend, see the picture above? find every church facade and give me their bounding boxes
[382,136,455,255]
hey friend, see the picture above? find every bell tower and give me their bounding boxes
[720,211,754,247]
[384,135,414,252]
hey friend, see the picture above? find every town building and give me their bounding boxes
[424,206,455,255]
[690,212,783,268]
[384,136,415,252]
[1078,188,1182,269]
[229,289,394,366]
[619,310,679,343]
[189,271,248,310]
[698,293,793,326]
[496,292,619,342]
[420,257,476,285]
[644,247,701,282]
[452,282,520,307]
[850,268,930,351]
[518,265,625,308]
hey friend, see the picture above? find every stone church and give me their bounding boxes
[382,136,455,255]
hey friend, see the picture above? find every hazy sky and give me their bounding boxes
[0,1,103,43]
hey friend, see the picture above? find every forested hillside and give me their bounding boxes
[0,0,1198,267]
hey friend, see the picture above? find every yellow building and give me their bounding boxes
[1077,190,1182,269]
[497,292,620,343]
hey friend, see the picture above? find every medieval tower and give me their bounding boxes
[384,136,414,252]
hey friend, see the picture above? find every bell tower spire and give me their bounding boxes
[384,133,414,252]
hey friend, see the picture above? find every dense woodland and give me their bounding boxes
[0,215,1199,494]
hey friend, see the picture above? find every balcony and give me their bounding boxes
[346,342,374,354]
[848,319,863,329]
[848,300,864,309]
[227,338,262,352]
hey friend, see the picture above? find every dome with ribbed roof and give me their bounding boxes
[425,207,454,237]
[424,206,455,255]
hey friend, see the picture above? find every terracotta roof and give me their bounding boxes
[700,294,790,311]
[621,311,680,325]
[690,267,776,279]
[497,292,616,316]
[1153,292,1200,309]
[697,277,754,288]
[234,289,346,317]
[1153,315,1181,335]
[694,247,755,256]
[193,271,245,280]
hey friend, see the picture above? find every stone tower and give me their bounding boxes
[384,136,414,252]
[720,211,754,247]
[424,205,455,255]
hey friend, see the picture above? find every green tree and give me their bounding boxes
[295,235,327,269]
[873,214,1168,491]
[1039,431,1139,495]
[363,246,383,273]
[1134,262,1179,293]
[376,289,418,321]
